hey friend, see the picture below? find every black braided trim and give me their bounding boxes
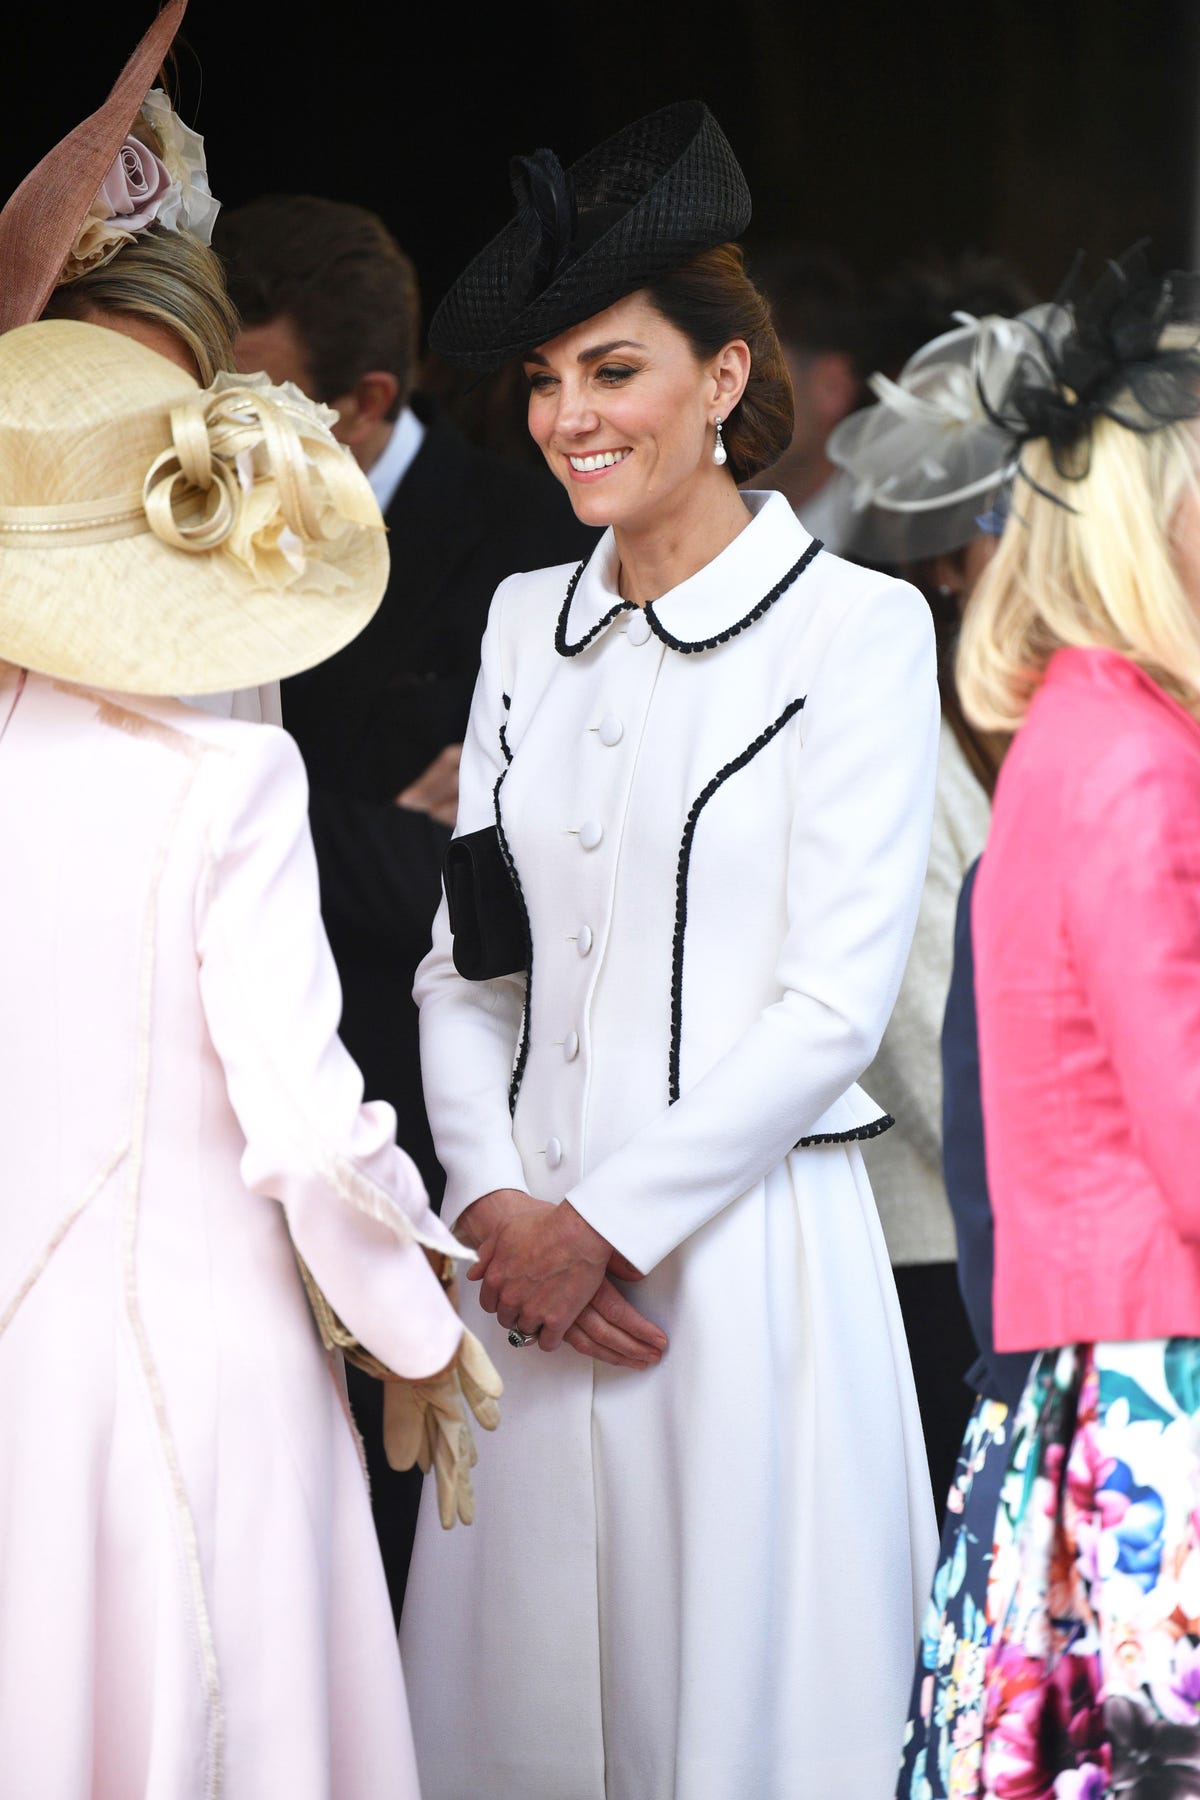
[493,766,532,1114]
[646,539,823,656]
[554,561,634,656]
[669,696,806,1103]
[499,720,512,764]
[796,1113,894,1148]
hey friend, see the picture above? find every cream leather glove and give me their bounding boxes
[383,1327,503,1529]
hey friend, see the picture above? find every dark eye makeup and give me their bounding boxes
[524,362,640,393]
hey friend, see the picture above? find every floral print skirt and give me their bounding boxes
[898,1339,1200,1799]
[897,1392,1015,1797]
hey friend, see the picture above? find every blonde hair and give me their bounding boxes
[958,408,1200,731]
[41,225,238,386]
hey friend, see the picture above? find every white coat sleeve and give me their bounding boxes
[567,583,940,1272]
[413,580,531,1229]
[195,723,464,1380]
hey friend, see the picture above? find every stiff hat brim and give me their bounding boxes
[429,100,752,369]
[0,520,386,697]
[0,0,188,333]
[0,321,387,696]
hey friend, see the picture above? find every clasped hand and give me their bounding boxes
[458,1190,667,1370]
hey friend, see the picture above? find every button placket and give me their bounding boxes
[523,600,661,1167]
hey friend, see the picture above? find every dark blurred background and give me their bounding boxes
[8,0,1199,321]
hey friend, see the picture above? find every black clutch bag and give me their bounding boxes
[443,826,528,980]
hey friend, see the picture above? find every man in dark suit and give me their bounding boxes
[217,195,595,1618]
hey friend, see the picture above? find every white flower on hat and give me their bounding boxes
[135,88,220,245]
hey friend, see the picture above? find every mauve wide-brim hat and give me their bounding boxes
[0,0,188,333]
[428,100,752,369]
[0,320,388,696]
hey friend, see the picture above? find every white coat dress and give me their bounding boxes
[0,666,464,1800]
[401,491,940,1799]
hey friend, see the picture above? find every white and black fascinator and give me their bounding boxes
[829,247,1200,559]
[981,244,1200,497]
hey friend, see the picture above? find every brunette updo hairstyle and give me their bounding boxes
[645,243,794,483]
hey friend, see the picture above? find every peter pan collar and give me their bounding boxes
[554,489,823,657]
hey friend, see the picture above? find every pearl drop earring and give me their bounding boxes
[712,416,727,466]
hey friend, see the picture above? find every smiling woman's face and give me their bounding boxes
[523,291,727,534]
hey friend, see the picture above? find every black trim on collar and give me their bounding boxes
[493,766,532,1113]
[554,561,633,657]
[796,1114,894,1148]
[554,538,823,659]
[669,695,806,1103]
[648,540,823,654]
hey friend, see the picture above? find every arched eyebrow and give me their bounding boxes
[524,339,647,367]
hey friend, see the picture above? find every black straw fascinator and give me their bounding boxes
[982,246,1200,492]
[429,101,752,369]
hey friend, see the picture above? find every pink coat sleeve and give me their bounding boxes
[1065,733,1200,1241]
[195,725,465,1379]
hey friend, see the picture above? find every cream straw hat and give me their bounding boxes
[0,319,387,694]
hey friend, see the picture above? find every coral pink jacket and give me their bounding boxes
[975,646,1200,1352]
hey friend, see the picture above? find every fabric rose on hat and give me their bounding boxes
[63,133,176,282]
[60,90,220,285]
[66,215,135,279]
[97,135,175,230]
[63,135,174,281]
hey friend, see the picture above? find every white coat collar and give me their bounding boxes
[554,489,821,657]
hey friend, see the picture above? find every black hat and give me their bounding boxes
[428,101,752,369]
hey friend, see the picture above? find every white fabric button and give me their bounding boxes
[579,818,604,851]
[598,714,624,747]
[563,1030,580,1062]
[545,1136,563,1171]
[626,612,652,646]
[576,925,593,957]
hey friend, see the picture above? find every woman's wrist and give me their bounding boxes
[456,1186,543,1249]
[555,1200,612,1263]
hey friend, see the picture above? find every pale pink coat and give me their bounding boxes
[0,666,463,1799]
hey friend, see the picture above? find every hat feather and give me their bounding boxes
[508,149,577,302]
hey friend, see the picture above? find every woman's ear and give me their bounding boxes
[711,338,752,414]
